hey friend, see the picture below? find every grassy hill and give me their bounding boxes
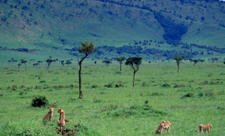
[0,0,225,62]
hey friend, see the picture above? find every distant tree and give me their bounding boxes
[174,55,183,72]
[17,63,21,71]
[193,59,199,65]
[102,60,111,66]
[46,58,53,71]
[65,60,72,65]
[33,63,39,67]
[20,59,27,70]
[60,60,65,66]
[78,41,95,98]
[116,56,126,71]
[125,57,142,87]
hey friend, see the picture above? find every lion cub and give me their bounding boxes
[58,108,66,134]
[199,123,212,133]
[43,107,54,122]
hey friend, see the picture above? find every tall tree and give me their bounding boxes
[174,55,183,72]
[116,56,126,71]
[78,41,95,98]
[125,57,142,87]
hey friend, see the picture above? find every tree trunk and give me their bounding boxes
[47,63,50,72]
[119,62,122,71]
[78,55,88,99]
[25,64,27,71]
[177,62,180,72]
[78,61,83,99]
[132,71,136,87]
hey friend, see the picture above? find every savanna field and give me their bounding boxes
[0,62,224,136]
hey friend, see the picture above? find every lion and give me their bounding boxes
[58,108,66,134]
[43,107,54,122]
[199,123,212,133]
[163,121,172,133]
[155,120,166,134]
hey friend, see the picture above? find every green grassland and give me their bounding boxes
[0,62,224,136]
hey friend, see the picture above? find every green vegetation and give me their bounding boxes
[0,63,224,135]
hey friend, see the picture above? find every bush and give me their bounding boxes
[31,96,49,107]
[115,81,124,88]
[161,83,170,88]
[198,91,215,97]
[104,83,113,88]
[181,93,194,98]
[91,85,98,88]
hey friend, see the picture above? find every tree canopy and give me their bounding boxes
[125,57,142,67]
[78,41,95,55]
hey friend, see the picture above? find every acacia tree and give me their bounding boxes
[78,41,95,98]
[116,56,126,71]
[193,59,199,65]
[125,57,142,87]
[174,55,183,72]
[20,59,27,70]
[17,63,21,71]
[46,58,53,71]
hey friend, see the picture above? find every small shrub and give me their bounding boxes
[198,92,204,97]
[144,100,149,104]
[19,92,27,95]
[31,96,49,107]
[217,106,225,111]
[39,80,46,83]
[104,83,113,88]
[209,80,223,85]
[198,91,215,97]
[161,83,170,88]
[115,81,124,88]
[91,85,98,88]
[181,93,194,98]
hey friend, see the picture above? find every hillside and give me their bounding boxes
[0,0,225,62]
